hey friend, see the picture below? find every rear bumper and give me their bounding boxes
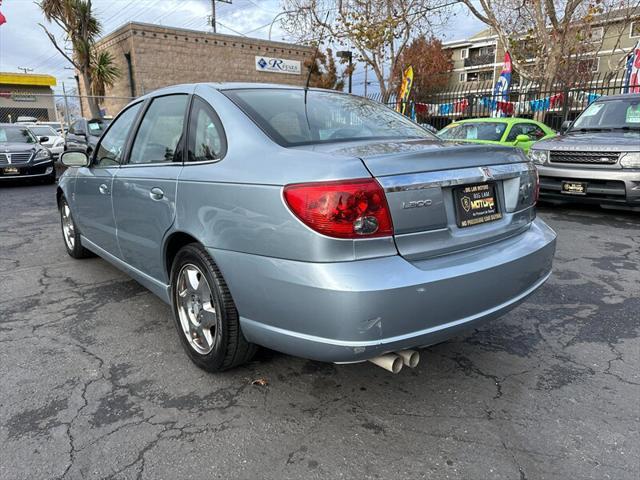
[537,165,640,208]
[210,218,556,363]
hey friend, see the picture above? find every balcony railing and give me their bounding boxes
[464,53,495,67]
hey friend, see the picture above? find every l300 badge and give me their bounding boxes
[402,199,433,209]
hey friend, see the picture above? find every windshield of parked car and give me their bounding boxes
[87,119,110,136]
[571,97,640,132]
[223,89,434,146]
[437,122,507,142]
[29,126,58,137]
[0,126,37,143]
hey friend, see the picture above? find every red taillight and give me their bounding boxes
[283,178,394,239]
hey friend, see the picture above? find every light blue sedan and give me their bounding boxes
[57,83,556,373]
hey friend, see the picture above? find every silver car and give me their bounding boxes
[531,93,640,211]
[57,83,556,373]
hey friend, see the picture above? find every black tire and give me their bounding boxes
[170,243,256,372]
[59,197,93,259]
[44,171,56,184]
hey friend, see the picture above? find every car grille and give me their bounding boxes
[549,151,620,165]
[0,152,32,165]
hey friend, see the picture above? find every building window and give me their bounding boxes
[479,70,493,82]
[588,27,604,43]
[466,70,493,82]
[577,57,599,75]
[460,48,469,60]
[631,21,640,38]
[459,72,466,82]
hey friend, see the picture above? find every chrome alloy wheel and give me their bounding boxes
[175,264,218,355]
[61,203,75,250]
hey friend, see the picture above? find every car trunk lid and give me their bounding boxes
[295,138,537,260]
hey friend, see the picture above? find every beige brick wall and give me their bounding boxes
[80,22,314,116]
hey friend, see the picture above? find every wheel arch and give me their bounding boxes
[164,231,201,279]
[56,186,64,210]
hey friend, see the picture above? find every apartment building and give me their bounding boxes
[443,9,640,90]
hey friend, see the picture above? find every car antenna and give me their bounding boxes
[304,11,331,131]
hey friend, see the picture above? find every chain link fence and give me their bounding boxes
[0,93,135,127]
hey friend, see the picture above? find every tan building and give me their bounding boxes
[0,72,57,123]
[443,9,640,90]
[81,22,315,116]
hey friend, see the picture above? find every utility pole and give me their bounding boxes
[336,51,353,94]
[208,0,232,33]
[17,67,33,74]
[364,64,368,97]
[62,82,71,129]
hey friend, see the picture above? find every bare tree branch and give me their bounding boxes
[38,23,80,70]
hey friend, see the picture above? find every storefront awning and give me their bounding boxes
[0,72,57,87]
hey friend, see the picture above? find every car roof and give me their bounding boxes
[143,82,347,99]
[448,117,537,125]
[594,93,640,102]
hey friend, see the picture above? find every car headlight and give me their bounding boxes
[34,149,51,161]
[529,149,548,165]
[620,152,640,168]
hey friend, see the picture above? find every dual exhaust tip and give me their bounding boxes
[368,350,420,374]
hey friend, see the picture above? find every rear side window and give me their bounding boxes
[505,123,546,141]
[439,122,507,141]
[187,96,227,162]
[94,103,142,167]
[129,95,189,165]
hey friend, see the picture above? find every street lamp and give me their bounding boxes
[336,50,353,94]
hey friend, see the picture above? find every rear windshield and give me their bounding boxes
[438,122,507,142]
[223,88,433,146]
[29,126,57,137]
[0,126,37,143]
[571,97,640,131]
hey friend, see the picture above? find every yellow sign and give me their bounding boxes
[396,66,413,115]
[0,72,57,87]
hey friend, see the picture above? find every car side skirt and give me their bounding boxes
[81,236,171,303]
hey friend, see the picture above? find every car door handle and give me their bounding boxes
[99,183,109,195]
[149,187,164,201]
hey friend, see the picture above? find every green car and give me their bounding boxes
[437,117,556,154]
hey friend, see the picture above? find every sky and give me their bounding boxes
[0,0,485,96]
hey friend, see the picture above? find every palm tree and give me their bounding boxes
[39,0,120,119]
[90,50,121,101]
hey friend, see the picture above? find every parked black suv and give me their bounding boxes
[0,123,55,183]
[64,118,111,154]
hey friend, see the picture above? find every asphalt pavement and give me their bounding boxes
[1,182,638,480]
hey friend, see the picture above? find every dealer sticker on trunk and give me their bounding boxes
[454,183,502,228]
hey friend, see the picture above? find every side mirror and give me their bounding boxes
[515,134,531,144]
[560,120,572,133]
[39,136,49,143]
[60,150,89,167]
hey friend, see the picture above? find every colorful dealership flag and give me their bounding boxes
[492,52,512,117]
[623,40,640,94]
[0,0,6,26]
[396,66,414,115]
